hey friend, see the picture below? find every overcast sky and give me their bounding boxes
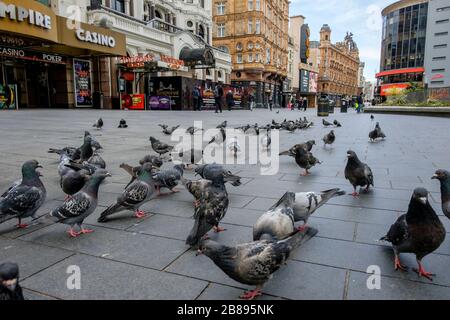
[290,0,396,82]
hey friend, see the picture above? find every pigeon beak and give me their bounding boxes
[419,197,427,205]
[195,249,203,256]
[431,174,438,180]
[106,172,112,177]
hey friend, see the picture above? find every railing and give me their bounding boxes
[146,19,183,34]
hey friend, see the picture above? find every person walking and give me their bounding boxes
[226,90,234,111]
[214,83,223,113]
[269,96,273,111]
[303,97,308,111]
[249,93,254,111]
[192,85,200,111]
[298,97,303,111]
[357,92,364,113]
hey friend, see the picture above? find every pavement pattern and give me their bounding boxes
[1,107,450,300]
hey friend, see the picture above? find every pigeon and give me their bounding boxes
[159,124,180,135]
[48,146,77,159]
[228,136,240,158]
[279,140,315,157]
[171,148,203,168]
[186,126,203,135]
[60,168,91,198]
[432,169,450,219]
[276,110,280,114]
[0,160,46,228]
[333,120,342,127]
[152,164,184,195]
[139,155,164,167]
[271,188,345,231]
[369,122,386,142]
[208,127,226,145]
[199,227,318,300]
[323,130,335,147]
[253,192,296,241]
[71,134,94,162]
[49,169,111,237]
[118,119,128,128]
[380,187,446,281]
[56,151,73,178]
[370,114,374,121]
[182,177,213,207]
[216,120,227,129]
[87,152,106,169]
[322,119,333,127]
[120,155,164,188]
[186,176,229,247]
[280,146,321,176]
[285,122,297,133]
[195,163,241,186]
[93,118,103,130]
[261,130,271,150]
[0,263,24,300]
[345,150,374,196]
[149,136,174,156]
[98,163,156,222]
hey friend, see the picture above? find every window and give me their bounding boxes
[432,56,446,61]
[218,46,229,53]
[255,0,261,10]
[255,53,260,62]
[237,54,243,63]
[248,53,253,62]
[248,0,253,10]
[434,44,448,49]
[187,21,193,28]
[248,19,253,34]
[247,42,254,49]
[436,19,449,24]
[255,42,261,49]
[236,42,243,51]
[255,20,261,34]
[435,32,449,36]
[217,23,225,37]
[217,3,225,15]
[266,48,271,63]
[431,80,445,84]
[111,0,125,13]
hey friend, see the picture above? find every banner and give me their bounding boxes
[149,96,171,110]
[0,84,17,109]
[309,72,318,93]
[122,94,145,110]
[73,59,92,107]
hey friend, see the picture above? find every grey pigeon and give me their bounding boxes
[199,227,318,300]
[216,120,227,129]
[208,127,226,145]
[118,119,128,128]
[261,130,271,150]
[369,122,386,141]
[280,146,321,176]
[149,136,174,156]
[71,134,94,162]
[323,130,335,147]
[195,163,241,186]
[60,168,91,198]
[182,177,212,207]
[0,263,24,300]
[279,140,315,157]
[139,155,164,167]
[345,150,374,196]
[152,164,184,195]
[432,169,450,219]
[0,160,46,228]
[87,152,106,169]
[93,118,103,129]
[57,151,72,178]
[120,155,164,188]
[186,126,203,135]
[380,188,446,281]
[271,188,345,230]
[253,192,296,241]
[322,119,333,127]
[98,163,156,222]
[48,146,77,159]
[370,114,374,121]
[333,120,342,127]
[186,176,229,247]
[159,124,180,135]
[49,169,111,237]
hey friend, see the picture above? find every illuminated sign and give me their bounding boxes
[0,1,51,29]
[75,29,116,48]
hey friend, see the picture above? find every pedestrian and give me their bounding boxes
[303,97,308,111]
[226,90,234,111]
[192,85,200,111]
[214,83,223,113]
[298,97,303,111]
[269,96,273,111]
[357,92,364,113]
[249,93,254,111]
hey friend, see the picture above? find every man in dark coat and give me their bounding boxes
[226,90,234,111]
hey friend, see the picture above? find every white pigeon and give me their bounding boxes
[261,131,271,150]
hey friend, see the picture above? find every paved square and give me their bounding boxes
[1,108,450,300]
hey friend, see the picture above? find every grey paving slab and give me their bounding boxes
[21,254,208,300]
[197,283,283,300]
[19,223,187,270]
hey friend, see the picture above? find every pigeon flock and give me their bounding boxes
[0,113,449,301]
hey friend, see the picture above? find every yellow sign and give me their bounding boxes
[0,0,57,42]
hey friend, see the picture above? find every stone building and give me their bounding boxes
[318,24,360,101]
[212,0,290,107]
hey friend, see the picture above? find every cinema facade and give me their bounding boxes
[0,0,232,110]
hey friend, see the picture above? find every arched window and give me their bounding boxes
[155,10,162,19]
[236,42,243,51]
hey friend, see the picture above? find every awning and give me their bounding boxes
[376,67,425,78]
[179,47,215,68]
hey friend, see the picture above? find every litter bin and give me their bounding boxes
[317,95,329,117]
[93,91,104,109]
[340,99,348,113]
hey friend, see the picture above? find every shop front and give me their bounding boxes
[0,0,126,109]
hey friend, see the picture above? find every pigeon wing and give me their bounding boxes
[50,193,91,220]
[0,185,42,216]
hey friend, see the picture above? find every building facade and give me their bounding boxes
[318,24,360,102]
[358,62,365,93]
[212,0,290,108]
[377,0,429,97]
[424,0,450,88]
[0,0,232,110]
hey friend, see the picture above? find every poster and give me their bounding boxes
[300,69,310,93]
[121,94,145,110]
[309,72,318,93]
[73,59,92,107]
[149,96,171,110]
[0,84,17,109]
